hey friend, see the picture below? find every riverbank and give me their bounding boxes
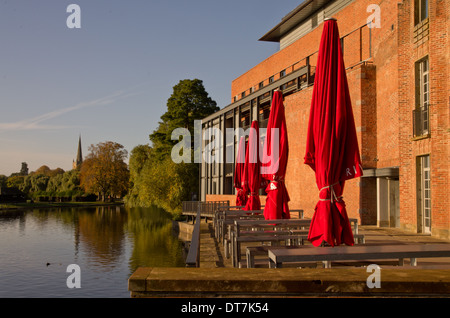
[0,201,124,212]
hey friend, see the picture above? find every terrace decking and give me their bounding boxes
[129,221,450,297]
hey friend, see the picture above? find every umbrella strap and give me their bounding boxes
[249,192,258,196]
[319,182,342,203]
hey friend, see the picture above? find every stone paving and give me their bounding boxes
[199,222,232,268]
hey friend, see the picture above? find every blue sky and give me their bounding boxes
[0,0,301,176]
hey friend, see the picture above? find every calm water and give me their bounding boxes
[0,206,185,298]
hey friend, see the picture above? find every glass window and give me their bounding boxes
[415,0,428,25]
[413,57,429,136]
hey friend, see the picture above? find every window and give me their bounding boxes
[241,91,246,98]
[212,180,217,195]
[258,104,270,129]
[280,69,286,78]
[240,109,250,131]
[269,76,274,83]
[417,155,431,233]
[414,0,428,25]
[259,81,264,89]
[413,57,429,137]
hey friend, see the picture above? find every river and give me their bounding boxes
[0,205,186,298]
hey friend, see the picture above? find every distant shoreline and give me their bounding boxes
[0,201,124,212]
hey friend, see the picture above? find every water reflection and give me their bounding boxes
[126,207,186,270]
[76,206,128,267]
[0,205,185,297]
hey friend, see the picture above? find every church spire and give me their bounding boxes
[73,135,83,169]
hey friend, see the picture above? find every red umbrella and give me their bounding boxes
[262,90,290,220]
[243,121,262,211]
[234,136,248,207]
[304,18,363,247]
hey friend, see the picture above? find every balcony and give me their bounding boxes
[413,104,430,138]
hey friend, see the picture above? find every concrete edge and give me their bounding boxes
[128,267,450,298]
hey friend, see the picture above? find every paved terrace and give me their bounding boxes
[129,222,450,297]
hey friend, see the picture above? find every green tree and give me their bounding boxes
[127,79,219,213]
[150,79,219,159]
[0,175,7,188]
[6,175,25,189]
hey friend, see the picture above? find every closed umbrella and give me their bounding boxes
[262,90,290,220]
[234,136,248,207]
[304,18,363,247]
[243,121,262,211]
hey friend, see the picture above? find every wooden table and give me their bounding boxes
[268,243,450,268]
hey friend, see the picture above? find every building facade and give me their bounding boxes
[200,0,449,239]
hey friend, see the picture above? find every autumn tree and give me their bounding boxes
[80,141,129,201]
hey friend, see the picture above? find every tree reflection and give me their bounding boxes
[126,206,185,273]
[77,206,128,267]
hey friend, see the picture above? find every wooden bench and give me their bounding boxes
[219,210,265,250]
[231,218,311,267]
[219,209,304,257]
[246,245,314,268]
[213,206,246,240]
[215,208,304,241]
[244,218,363,268]
[268,243,450,268]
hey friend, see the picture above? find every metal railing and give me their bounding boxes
[183,200,230,267]
[185,205,201,267]
[182,201,230,218]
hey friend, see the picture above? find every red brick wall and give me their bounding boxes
[227,0,404,226]
[207,0,449,238]
[398,0,449,239]
[232,0,401,168]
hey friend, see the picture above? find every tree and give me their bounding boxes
[80,141,129,201]
[32,165,51,176]
[150,79,219,159]
[127,79,219,213]
[6,175,24,189]
[20,162,29,176]
[30,165,64,177]
[0,175,7,188]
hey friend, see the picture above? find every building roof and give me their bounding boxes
[259,0,333,42]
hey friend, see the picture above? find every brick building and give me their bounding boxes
[200,0,449,239]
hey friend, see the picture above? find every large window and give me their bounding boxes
[413,57,429,137]
[417,155,431,233]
